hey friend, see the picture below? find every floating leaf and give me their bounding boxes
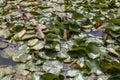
[3,29,11,39]
[29,11,41,16]
[66,69,80,77]
[14,29,26,39]
[2,47,16,58]
[41,73,59,80]
[11,24,24,32]
[73,73,84,80]
[111,18,120,25]
[86,43,101,59]
[33,42,45,50]
[30,19,37,26]
[1,75,12,80]
[45,33,60,42]
[15,64,29,76]
[86,60,102,75]
[32,72,44,80]
[28,38,38,46]
[76,57,85,68]
[86,38,103,45]
[12,50,32,62]
[107,48,120,57]
[43,61,63,75]
[36,29,45,39]
[37,24,47,30]
[0,41,8,50]
[22,34,36,40]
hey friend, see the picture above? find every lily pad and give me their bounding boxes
[0,41,8,49]
[41,73,59,80]
[42,60,63,75]
[33,42,45,50]
[28,38,38,46]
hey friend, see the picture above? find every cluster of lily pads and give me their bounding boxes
[0,0,120,80]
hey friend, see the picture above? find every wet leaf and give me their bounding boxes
[86,60,102,75]
[108,75,120,80]
[0,41,8,49]
[3,29,11,39]
[33,42,45,50]
[45,33,60,42]
[1,75,12,80]
[38,51,50,59]
[57,48,69,59]
[12,45,31,62]
[22,34,36,40]
[29,11,41,16]
[30,19,37,26]
[2,47,16,58]
[14,29,26,38]
[41,73,59,80]
[107,48,120,57]
[15,64,29,76]
[43,61,63,75]
[32,72,44,80]
[28,38,38,46]
[86,38,103,45]
[45,41,58,50]
[1,0,120,79]
[37,24,47,30]
[76,57,85,68]
[111,18,120,25]
[36,29,45,39]
[11,24,24,32]
[101,59,120,73]
[66,69,79,77]
[72,12,84,20]
[74,73,84,80]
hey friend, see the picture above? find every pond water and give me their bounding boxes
[83,29,104,38]
[0,39,18,66]
[0,30,103,66]
[0,51,17,66]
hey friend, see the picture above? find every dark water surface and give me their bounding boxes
[0,50,17,66]
[0,38,18,66]
[83,29,104,37]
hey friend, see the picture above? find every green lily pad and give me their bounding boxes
[41,73,59,80]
